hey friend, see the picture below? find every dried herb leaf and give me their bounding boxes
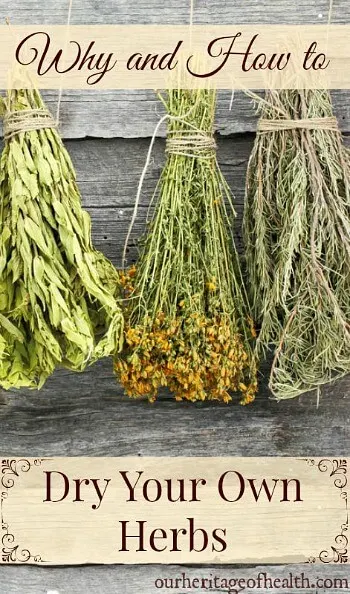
[116,88,258,404]
[244,89,350,399]
[0,88,124,389]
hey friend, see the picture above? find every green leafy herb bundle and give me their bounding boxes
[0,88,123,389]
[116,88,258,404]
[244,89,350,399]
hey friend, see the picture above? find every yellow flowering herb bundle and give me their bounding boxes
[116,88,258,404]
[0,88,123,389]
[244,89,350,399]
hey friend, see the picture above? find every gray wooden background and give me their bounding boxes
[0,1,349,593]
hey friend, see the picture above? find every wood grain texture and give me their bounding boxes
[1,90,349,139]
[2,0,349,25]
[1,356,349,457]
[70,135,252,264]
[0,136,348,461]
[1,564,350,594]
[1,0,350,138]
[62,134,350,265]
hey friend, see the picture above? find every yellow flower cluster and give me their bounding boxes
[115,89,259,405]
[115,270,257,404]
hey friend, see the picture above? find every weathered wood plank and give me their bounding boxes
[2,0,349,25]
[2,0,208,25]
[1,90,349,139]
[0,133,348,455]
[62,135,253,264]
[208,0,350,24]
[64,135,349,265]
[0,134,348,460]
[0,563,349,594]
[0,357,349,457]
[1,0,350,138]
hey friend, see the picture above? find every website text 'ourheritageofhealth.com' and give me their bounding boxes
[153,572,350,593]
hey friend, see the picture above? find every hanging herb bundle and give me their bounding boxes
[244,89,350,399]
[116,87,258,404]
[0,87,123,389]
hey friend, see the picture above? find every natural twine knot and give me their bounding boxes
[3,108,57,141]
[166,130,217,158]
[258,116,340,133]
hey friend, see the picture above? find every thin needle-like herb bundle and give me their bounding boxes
[244,89,350,399]
[0,88,123,389]
[116,88,258,404]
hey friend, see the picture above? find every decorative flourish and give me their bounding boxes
[1,458,44,490]
[1,458,46,564]
[2,459,30,489]
[302,458,348,564]
[319,533,348,564]
[318,459,348,490]
[2,526,43,563]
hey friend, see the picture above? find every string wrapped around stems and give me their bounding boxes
[244,88,350,399]
[116,87,258,404]
[0,87,124,389]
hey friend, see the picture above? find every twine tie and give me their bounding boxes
[166,130,217,158]
[3,108,56,141]
[258,116,339,133]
